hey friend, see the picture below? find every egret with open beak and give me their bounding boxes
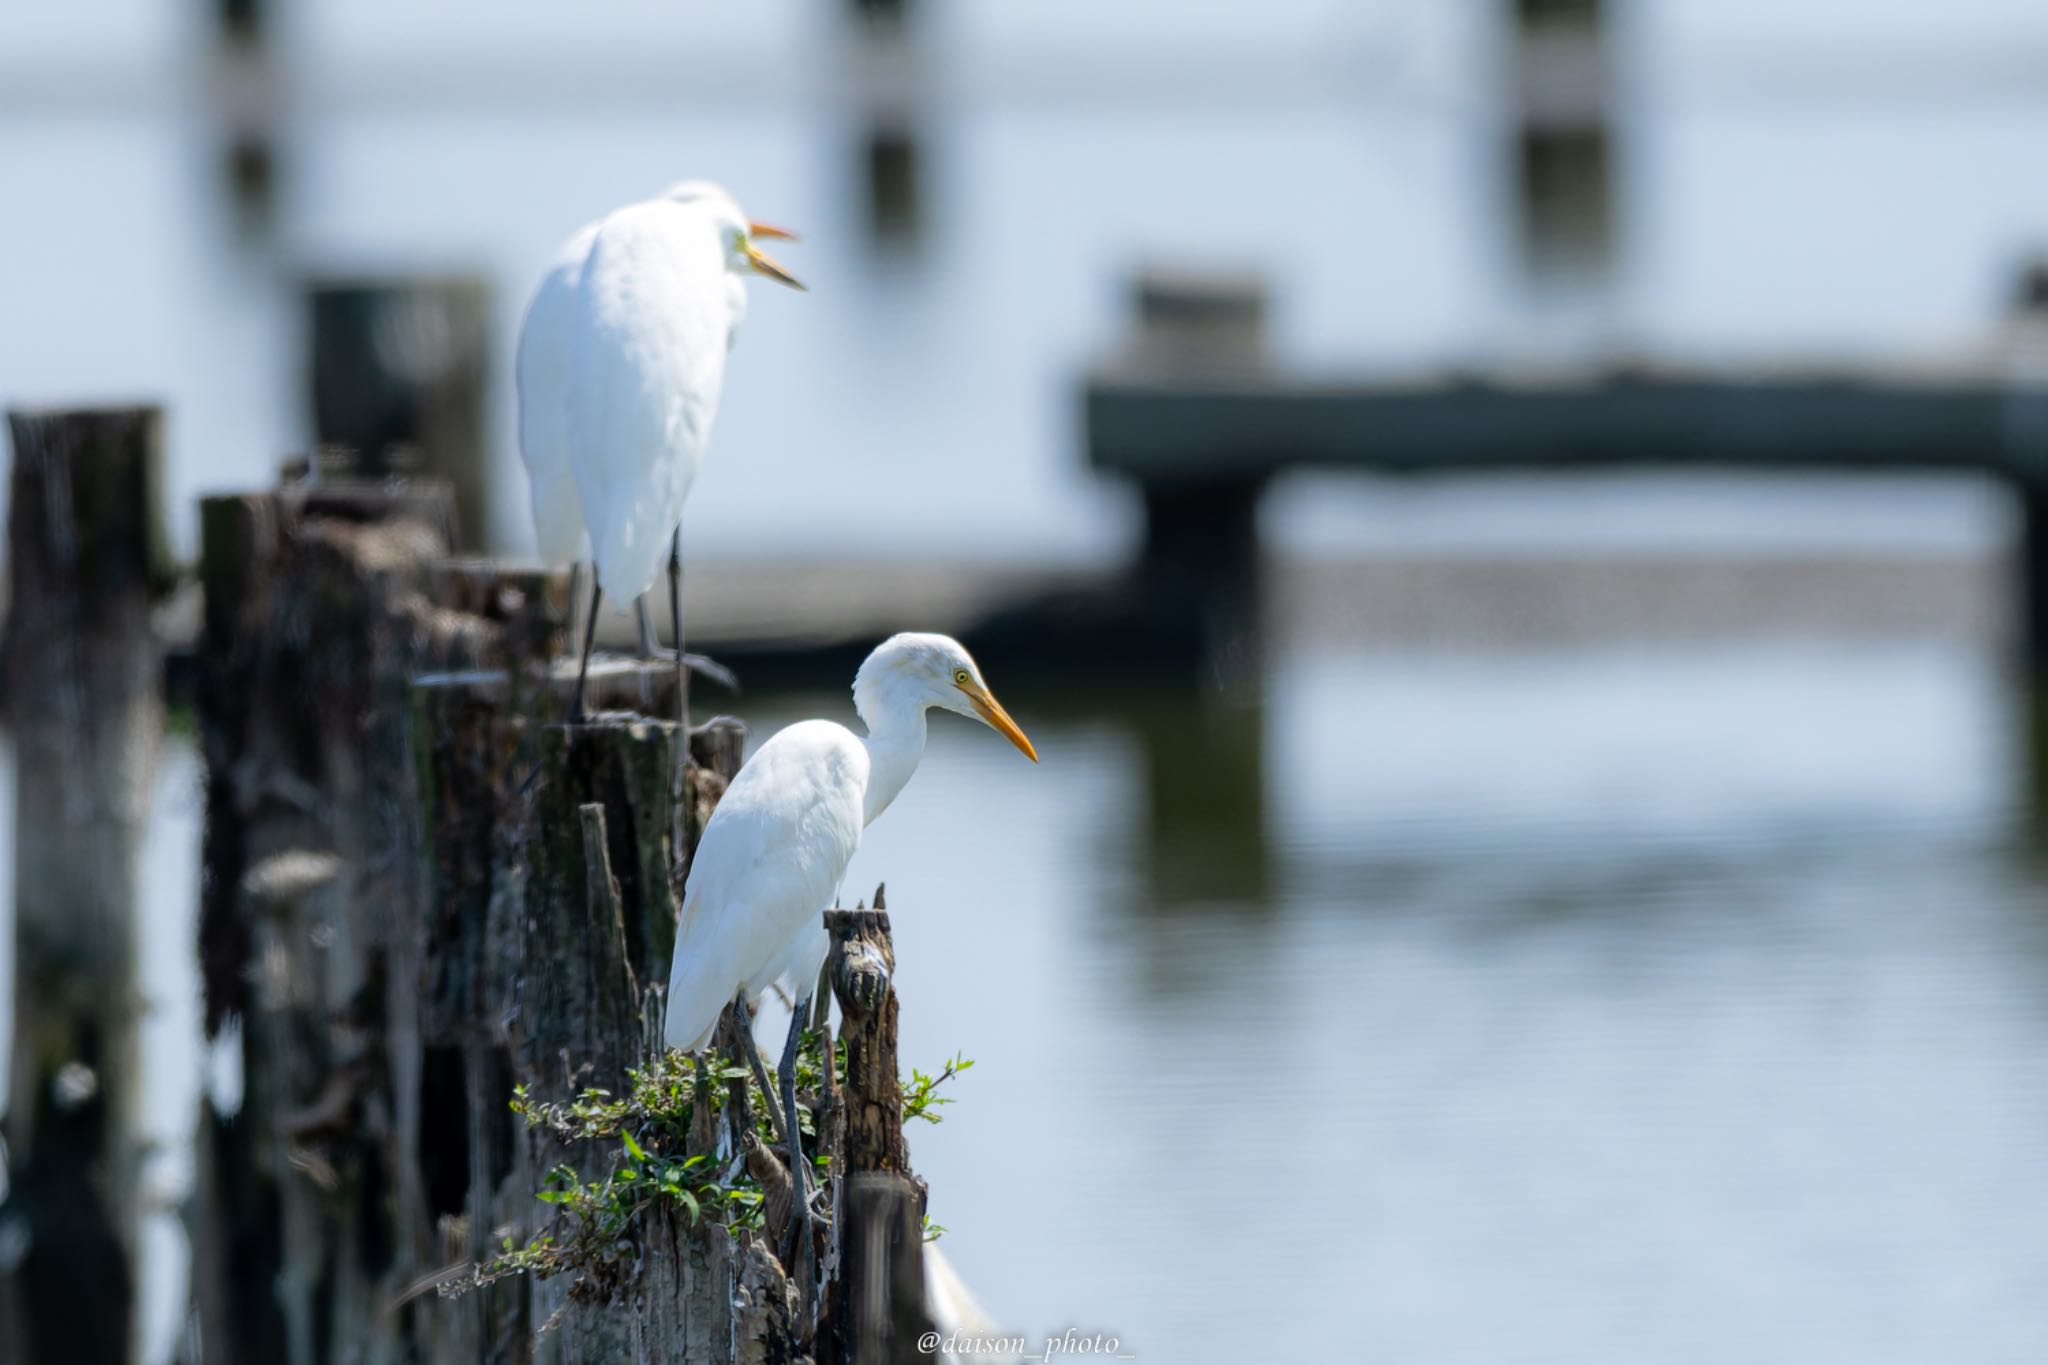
[515,179,807,733]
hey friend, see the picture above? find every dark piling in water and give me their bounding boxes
[187,468,565,1365]
[0,406,173,1365]
[306,278,494,551]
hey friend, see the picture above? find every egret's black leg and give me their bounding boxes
[719,1000,754,1162]
[730,990,788,1150]
[634,594,658,658]
[778,996,816,1295]
[565,560,584,654]
[669,528,690,742]
[570,571,602,724]
[669,527,690,886]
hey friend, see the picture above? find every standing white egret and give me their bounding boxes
[514,179,803,720]
[662,634,1037,1261]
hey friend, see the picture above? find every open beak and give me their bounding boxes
[743,241,806,291]
[748,221,799,242]
[961,684,1038,763]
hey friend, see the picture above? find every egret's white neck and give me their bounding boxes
[853,672,931,826]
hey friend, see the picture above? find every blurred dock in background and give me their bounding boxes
[1066,264,2048,685]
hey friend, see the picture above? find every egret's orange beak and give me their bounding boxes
[960,682,1038,762]
[743,240,806,291]
[748,221,799,242]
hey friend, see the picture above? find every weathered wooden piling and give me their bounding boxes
[411,657,756,1364]
[189,463,948,1364]
[188,468,559,1365]
[0,406,173,1365]
[821,900,935,1365]
[1506,0,1616,284]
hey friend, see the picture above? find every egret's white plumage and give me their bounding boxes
[567,198,742,602]
[514,179,800,600]
[515,220,600,566]
[663,634,1038,1052]
[924,1245,1014,1365]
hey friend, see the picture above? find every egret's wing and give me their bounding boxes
[514,223,599,566]
[663,721,868,1052]
[765,914,830,1007]
[566,199,736,603]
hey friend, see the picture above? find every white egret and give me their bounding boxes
[661,634,1037,1256]
[514,179,803,720]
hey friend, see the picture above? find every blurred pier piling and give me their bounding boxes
[0,406,173,1365]
[306,278,494,550]
[188,464,560,1365]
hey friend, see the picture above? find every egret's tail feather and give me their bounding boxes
[924,1244,1016,1364]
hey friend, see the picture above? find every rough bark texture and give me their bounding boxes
[188,472,565,1365]
[411,658,760,1365]
[0,406,172,1365]
[825,910,909,1177]
[821,907,934,1365]
[190,470,923,1364]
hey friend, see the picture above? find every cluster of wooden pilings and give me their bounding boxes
[0,407,935,1365]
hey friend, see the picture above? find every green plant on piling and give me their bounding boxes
[444,1037,975,1301]
[903,1052,974,1125]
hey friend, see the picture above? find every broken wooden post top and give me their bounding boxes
[429,558,573,665]
[825,897,910,1180]
[825,909,894,1022]
[823,907,893,934]
[415,655,745,742]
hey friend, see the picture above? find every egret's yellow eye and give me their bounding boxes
[952,668,971,686]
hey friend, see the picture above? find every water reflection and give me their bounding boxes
[1122,689,1267,918]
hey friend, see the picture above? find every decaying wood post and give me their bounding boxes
[0,406,173,1365]
[191,466,942,1364]
[822,898,935,1365]
[519,700,753,1364]
[188,468,558,1365]
[410,654,751,1364]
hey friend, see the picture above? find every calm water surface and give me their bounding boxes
[8,640,2048,1362]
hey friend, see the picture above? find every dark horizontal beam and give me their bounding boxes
[1087,369,2048,484]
